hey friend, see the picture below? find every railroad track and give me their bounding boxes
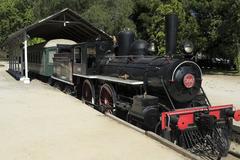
[229,125,240,158]
[81,99,240,160]
[106,112,240,160]
[79,97,240,159]
[105,113,202,160]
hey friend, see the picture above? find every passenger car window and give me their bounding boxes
[48,50,56,64]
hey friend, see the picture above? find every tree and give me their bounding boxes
[187,0,240,70]
[32,0,92,20]
[81,4,114,33]
[81,0,136,35]
[1,0,240,70]
[0,0,34,44]
[133,0,201,55]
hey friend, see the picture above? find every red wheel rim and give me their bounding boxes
[82,80,94,104]
[99,84,114,113]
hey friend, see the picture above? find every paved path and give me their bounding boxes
[0,62,188,160]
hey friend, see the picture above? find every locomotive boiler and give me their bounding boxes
[100,51,202,108]
[49,14,240,159]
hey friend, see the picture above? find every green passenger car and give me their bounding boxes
[27,39,76,77]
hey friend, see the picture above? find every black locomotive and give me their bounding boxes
[30,14,240,159]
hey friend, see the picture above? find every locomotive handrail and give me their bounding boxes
[161,78,176,110]
[171,61,203,81]
[73,74,144,85]
[104,55,166,58]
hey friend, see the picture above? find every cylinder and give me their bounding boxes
[165,14,178,56]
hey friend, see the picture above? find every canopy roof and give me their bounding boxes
[3,8,112,47]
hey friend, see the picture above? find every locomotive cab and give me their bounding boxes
[73,43,96,75]
[73,41,112,76]
[52,40,112,87]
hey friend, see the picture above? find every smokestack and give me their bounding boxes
[165,14,178,56]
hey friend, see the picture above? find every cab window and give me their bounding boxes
[87,47,96,68]
[74,47,82,63]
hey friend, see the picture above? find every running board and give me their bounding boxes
[51,76,74,86]
[73,74,143,85]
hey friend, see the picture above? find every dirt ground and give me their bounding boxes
[203,75,240,107]
[202,75,240,160]
[0,62,189,160]
[202,75,240,127]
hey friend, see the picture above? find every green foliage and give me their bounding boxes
[30,0,136,35]
[108,0,136,34]
[81,4,114,33]
[186,0,240,70]
[28,38,46,46]
[0,0,240,65]
[81,0,136,34]
[134,0,202,55]
[0,0,34,43]
[32,0,93,19]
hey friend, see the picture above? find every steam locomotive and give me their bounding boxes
[28,15,240,159]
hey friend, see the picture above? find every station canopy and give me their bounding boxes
[3,8,112,46]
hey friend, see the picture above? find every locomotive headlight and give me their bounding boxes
[184,40,194,54]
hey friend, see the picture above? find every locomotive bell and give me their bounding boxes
[148,42,156,54]
[165,14,178,56]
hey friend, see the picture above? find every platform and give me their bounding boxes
[0,62,189,160]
